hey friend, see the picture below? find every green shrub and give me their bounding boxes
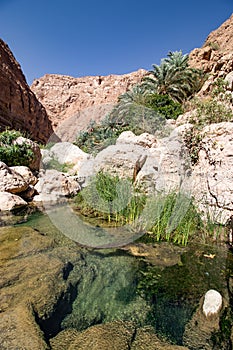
[184,80,233,164]
[145,93,183,119]
[0,130,34,167]
[43,158,73,172]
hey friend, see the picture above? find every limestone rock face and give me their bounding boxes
[30,69,146,130]
[0,39,53,143]
[189,122,233,223]
[189,14,233,95]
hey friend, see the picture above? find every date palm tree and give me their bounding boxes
[144,51,205,103]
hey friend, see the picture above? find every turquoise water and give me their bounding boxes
[12,207,233,346]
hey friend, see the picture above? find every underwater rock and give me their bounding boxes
[50,322,189,350]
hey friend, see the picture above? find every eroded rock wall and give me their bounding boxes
[0,39,53,143]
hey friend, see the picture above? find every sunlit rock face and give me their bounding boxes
[189,14,233,97]
[30,69,146,131]
[0,39,53,143]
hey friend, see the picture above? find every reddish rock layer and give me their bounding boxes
[189,14,233,94]
[31,69,146,129]
[0,39,53,143]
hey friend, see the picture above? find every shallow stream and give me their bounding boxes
[1,207,233,348]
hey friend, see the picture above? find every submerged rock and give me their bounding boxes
[50,322,189,350]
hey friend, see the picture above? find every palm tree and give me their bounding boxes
[109,84,165,133]
[144,51,205,103]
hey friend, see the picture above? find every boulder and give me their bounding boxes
[0,161,28,194]
[10,166,38,186]
[0,191,27,211]
[183,291,226,350]
[81,129,190,191]
[42,142,92,175]
[202,289,223,317]
[33,169,80,202]
[116,131,157,148]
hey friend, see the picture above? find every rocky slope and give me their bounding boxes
[189,14,233,95]
[30,69,146,132]
[0,39,53,143]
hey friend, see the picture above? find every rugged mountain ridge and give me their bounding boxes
[31,69,146,130]
[189,14,233,94]
[0,39,53,143]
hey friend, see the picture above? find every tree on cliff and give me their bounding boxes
[144,51,205,103]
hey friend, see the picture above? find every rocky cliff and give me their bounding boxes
[0,39,53,143]
[189,14,233,94]
[30,69,146,130]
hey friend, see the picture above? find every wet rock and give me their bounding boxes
[131,326,189,350]
[0,305,49,350]
[50,322,188,350]
[123,242,185,267]
[183,291,227,349]
[0,225,79,349]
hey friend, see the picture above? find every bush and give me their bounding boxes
[145,93,183,120]
[184,80,233,165]
[0,130,34,167]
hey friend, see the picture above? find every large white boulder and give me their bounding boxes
[0,191,27,211]
[41,142,92,175]
[202,289,223,318]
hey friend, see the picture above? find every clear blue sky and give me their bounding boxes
[0,0,232,85]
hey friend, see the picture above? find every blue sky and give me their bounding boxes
[0,0,232,85]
